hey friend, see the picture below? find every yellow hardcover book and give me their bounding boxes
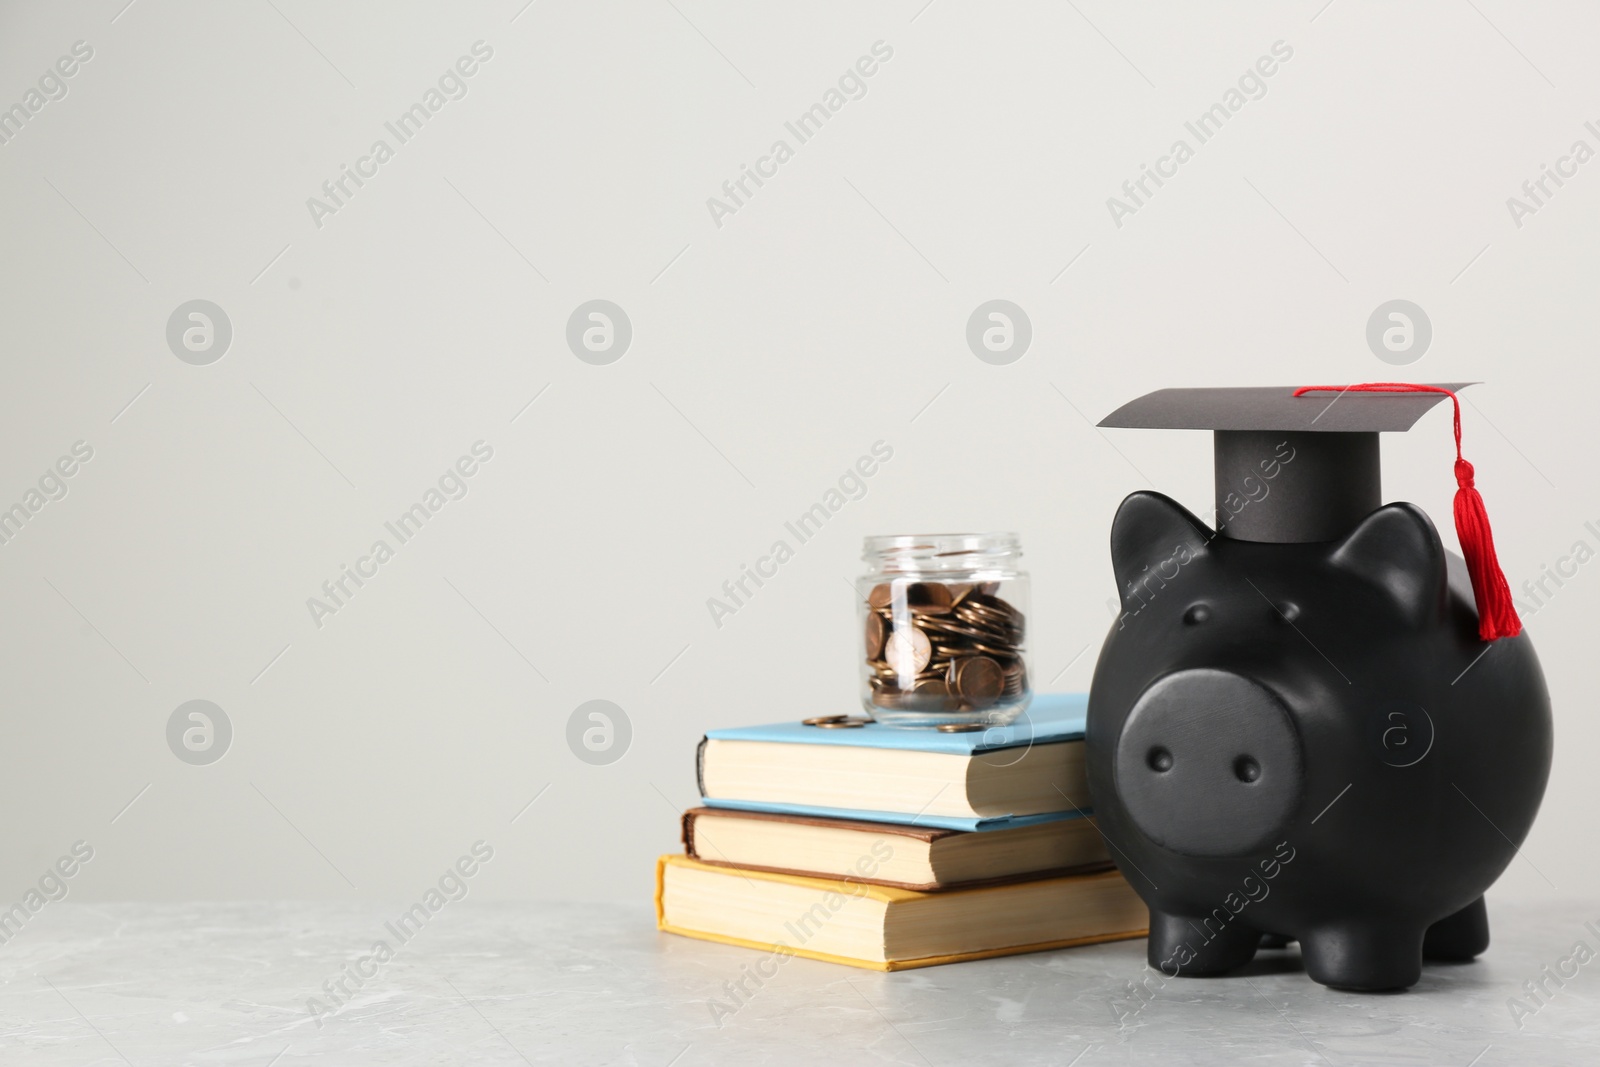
[655,854,1148,972]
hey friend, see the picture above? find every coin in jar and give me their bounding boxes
[905,582,955,615]
[884,627,932,674]
[964,640,1023,659]
[867,583,893,609]
[953,601,1017,627]
[966,591,1023,623]
[916,616,996,643]
[951,655,1005,700]
[1003,662,1027,694]
[908,678,959,711]
[864,612,885,660]
[954,602,1019,632]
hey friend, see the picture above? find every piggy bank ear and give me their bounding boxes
[1110,491,1213,597]
[1328,503,1447,626]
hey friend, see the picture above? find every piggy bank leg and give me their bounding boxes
[1300,923,1424,991]
[1147,909,1260,976]
[1423,896,1489,962]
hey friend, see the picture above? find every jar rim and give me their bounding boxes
[863,532,1022,560]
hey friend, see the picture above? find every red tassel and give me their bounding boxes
[1293,383,1521,641]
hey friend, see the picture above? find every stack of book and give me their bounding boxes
[655,693,1148,970]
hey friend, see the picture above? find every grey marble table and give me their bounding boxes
[3,899,1598,1065]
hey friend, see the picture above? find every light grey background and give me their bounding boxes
[0,0,1594,914]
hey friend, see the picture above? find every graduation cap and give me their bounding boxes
[1099,382,1520,640]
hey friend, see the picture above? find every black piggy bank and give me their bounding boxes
[1086,491,1552,991]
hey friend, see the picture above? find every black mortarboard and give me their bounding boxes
[1098,382,1521,640]
[1099,383,1472,543]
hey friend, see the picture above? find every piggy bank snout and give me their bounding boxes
[1113,669,1304,858]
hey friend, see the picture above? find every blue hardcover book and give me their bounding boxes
[697,693,1092,832]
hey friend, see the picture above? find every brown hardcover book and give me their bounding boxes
[681,806,1110,892]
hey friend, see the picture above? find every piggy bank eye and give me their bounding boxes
[1182,604,1210,625]
[1274,602,1301,623]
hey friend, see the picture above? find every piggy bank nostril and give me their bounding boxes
[1147,746,1173,772]
[1234,755,1261,783]
[1183,604,1210,625]
[1275,602,1301,623]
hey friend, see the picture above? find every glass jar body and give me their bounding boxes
[857,533,1031,727]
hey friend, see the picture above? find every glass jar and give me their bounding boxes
[857,533,1031,727]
